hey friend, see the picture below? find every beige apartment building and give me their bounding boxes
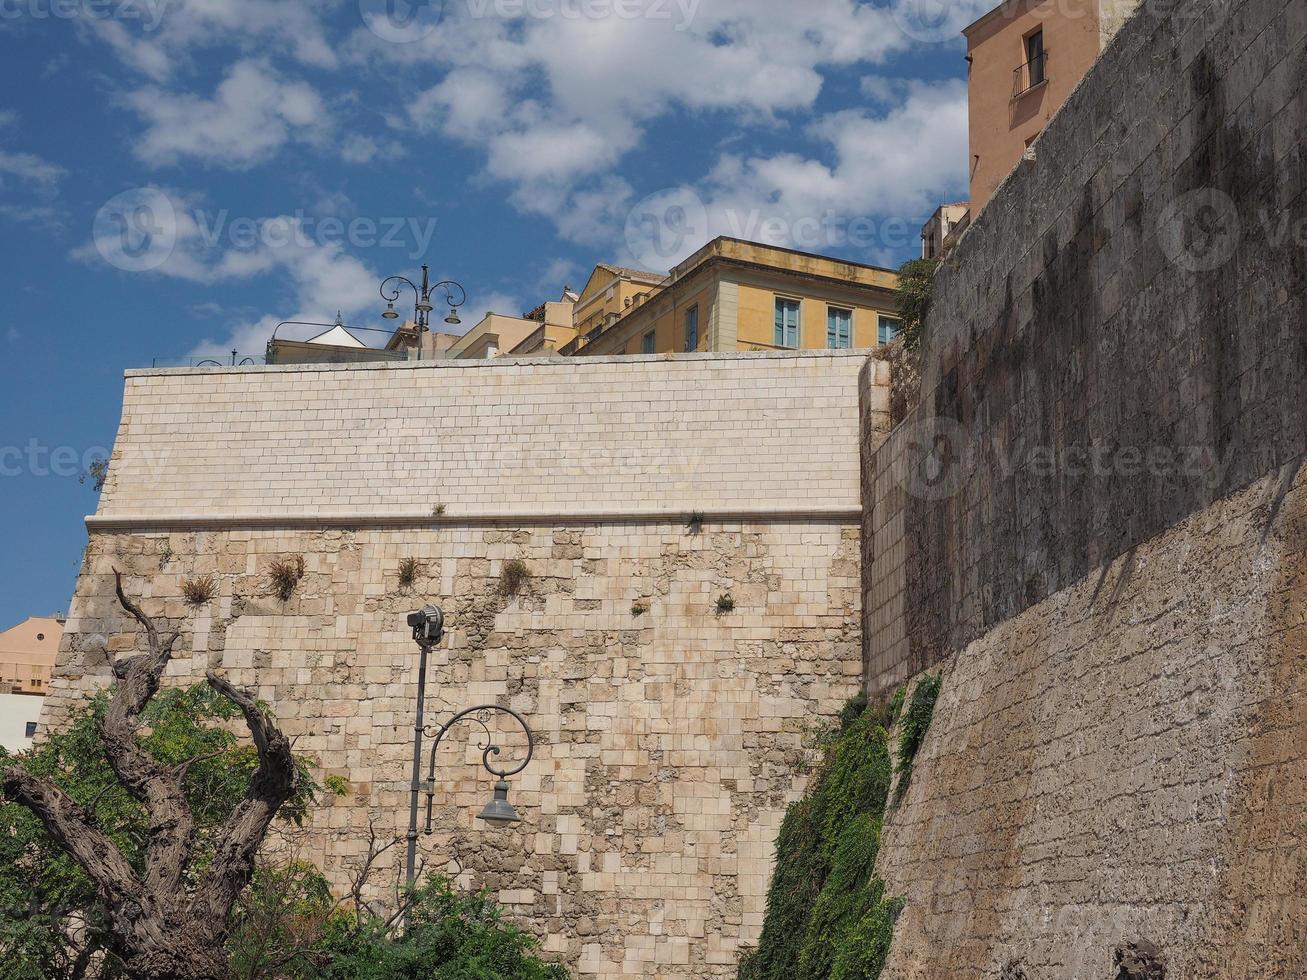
[924,0,1141,249]
[966,0,1145,214]
[0,616,62,752]
[570,238,901,357]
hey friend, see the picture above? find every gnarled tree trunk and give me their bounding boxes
[2,572,298,980]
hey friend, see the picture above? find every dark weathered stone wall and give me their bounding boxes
[866,0,1307,690]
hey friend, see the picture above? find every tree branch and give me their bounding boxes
[1,770,139,907]
[101,570,194,903]
[199,672,298,922]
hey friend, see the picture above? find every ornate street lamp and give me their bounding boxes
[380,265,467,360]
[404,608,535,889]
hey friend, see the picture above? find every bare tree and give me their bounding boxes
[1,572,299,980]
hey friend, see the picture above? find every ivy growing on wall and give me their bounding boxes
[739,698,907,980]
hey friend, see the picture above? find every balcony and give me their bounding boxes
[1013,50,1048,99]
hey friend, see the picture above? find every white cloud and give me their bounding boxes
[0,150,66,187]
[621,80,969,267]
[339,134,405,164]
[126,60,331,169]
[83,0,336,81]
[0,111,16,129]
[343,0,949,241]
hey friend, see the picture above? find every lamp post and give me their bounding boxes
[404,607,535,890]
[380,266,466,360]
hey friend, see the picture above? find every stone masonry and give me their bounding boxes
[865,0,1307,693]
[45,350,890,979]
[862,0,1307,972]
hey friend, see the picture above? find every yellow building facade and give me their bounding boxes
[570,239,900,357]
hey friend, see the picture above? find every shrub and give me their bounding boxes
[716,593,735,613]
[894,258,938,353]
[397,557,421,591]
[432,503,447,516]
[755,798,825,979]
[317,876,568,980]
[830,894,905,980]
[268,556,306,603]
[687,511,705,532]
[181,575,217,608]
[896,673,942,800]
[631,599,649,617]
[796,814,882,980]
[499,559,530,597]
[812,713,892,852]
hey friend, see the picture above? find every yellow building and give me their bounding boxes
[567,238,901,357]
[446,289,581,360]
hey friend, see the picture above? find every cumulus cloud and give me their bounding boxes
[126,60,331,169]
[345,0,949,241]
[83,0,336,81]
[621,80,969,268]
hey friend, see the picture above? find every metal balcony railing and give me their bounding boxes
[1013,51,1048,98]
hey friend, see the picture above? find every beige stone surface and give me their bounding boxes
[48,522,862,978]
[44,351,884,978]
[875,463,1307,979]
[97,351,868,520]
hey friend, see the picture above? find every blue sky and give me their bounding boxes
[0,0,982,628]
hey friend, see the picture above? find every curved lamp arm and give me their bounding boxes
[380,275,419,305]
[427,280,467,310]
[423,705,534,835]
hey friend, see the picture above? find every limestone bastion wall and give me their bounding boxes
[44,350,890,979]
[860,0,1307,972]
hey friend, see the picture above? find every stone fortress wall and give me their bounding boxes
[863,0,1307,972]
[44,350,890,980]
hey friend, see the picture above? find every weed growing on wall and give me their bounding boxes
[268,556,306,603]
[181,575,218,608]
[499,559,530,597]
[895,673,942,801]
[742,695,905,980]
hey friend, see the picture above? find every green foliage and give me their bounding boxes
[895,673,942,800]
[2,691,566,980]
[315,876,568,980]
[746,698,904,980]
[0,684,322,975]
[796,815,881,980]
[829,895,905,980]
[756,799,826,978]
[888,687,906,724]
[893,258,938,352]
[716,593,735,613]
[226,861,338,979]
[811,713,891,852]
